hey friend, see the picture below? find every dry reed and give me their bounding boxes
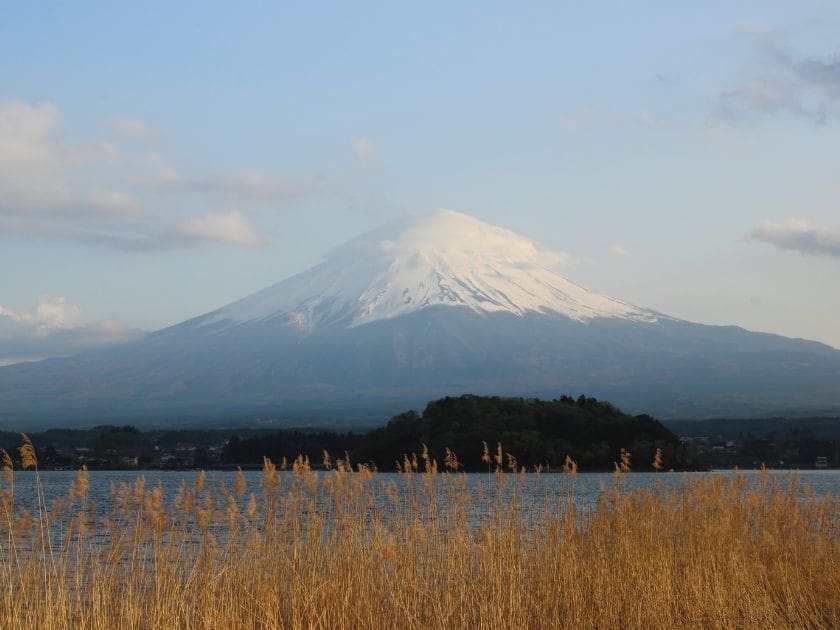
[0,440,837,629]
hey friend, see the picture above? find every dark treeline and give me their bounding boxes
[663,417,840,441]
[0,426,367,470]
[3,394,837,471]
[0,394,689,471]
[354,394,694,471]
[222,431,365,465]
[665,418,840,469]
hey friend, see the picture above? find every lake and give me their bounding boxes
[6,468,838,518]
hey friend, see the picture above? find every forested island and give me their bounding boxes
[352,395,689,470]
[2,394,837,471]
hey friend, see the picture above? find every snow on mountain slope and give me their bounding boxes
[203,209,657,331]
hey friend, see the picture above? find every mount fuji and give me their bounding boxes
[203,209,656,330]
[2,209,840,427]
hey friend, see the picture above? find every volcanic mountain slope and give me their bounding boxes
[2,209,840,426]
[199,209,656,330]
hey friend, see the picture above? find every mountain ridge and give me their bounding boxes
[2,209,840,426]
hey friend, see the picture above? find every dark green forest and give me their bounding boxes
[352,395,693,471]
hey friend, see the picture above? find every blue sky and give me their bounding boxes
[2,1,840,362]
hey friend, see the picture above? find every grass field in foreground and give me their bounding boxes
[0,439,838,629]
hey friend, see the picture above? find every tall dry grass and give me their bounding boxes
[0,440,837,629]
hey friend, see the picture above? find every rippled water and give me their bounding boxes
[6,468,839,517]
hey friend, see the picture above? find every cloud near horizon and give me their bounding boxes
[0,296,145,365]
[0,99,322,251]
[0,295,83,335]
[750,218,840,258]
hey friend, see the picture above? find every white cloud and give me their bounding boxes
[0,296,144,364]
[29,296,83,334]
[0,100,63,165]
[351,136,376,163]
[750,217,840,258]
[0,98,327,251]
[0,99,145,219]
[533,250,572,269]
[173,209,266,249]
[0,296,83,335]
[108,116,155,138]
[0,100,73,211]
[610,243,630,257]
[86,189,145,216]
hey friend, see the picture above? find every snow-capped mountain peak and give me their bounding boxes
[203,209,655,330]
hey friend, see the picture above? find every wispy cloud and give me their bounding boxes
[1,210,265,251]
[172,209,265,248]
[750,218,840,258]
[0,99,325,251]
[532,250,572,269]
[610,243,630,257]
[141,170,325,206]
[719,33,840,124]
[0,296,144,364]
[108,116,155,138]
[350,136,376,164]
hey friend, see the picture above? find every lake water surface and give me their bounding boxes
[7,468,839,517]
